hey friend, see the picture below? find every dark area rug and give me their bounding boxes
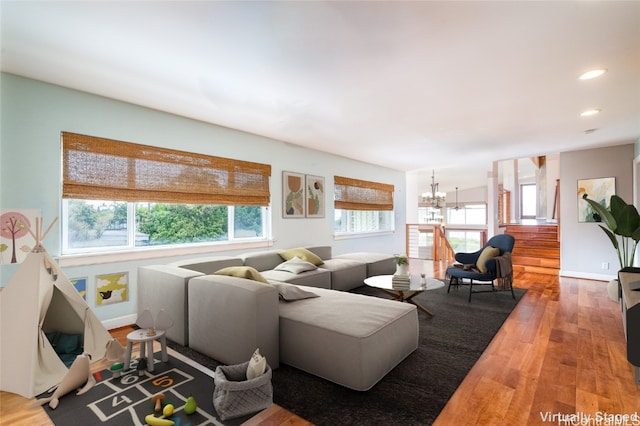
[169,284,526,426]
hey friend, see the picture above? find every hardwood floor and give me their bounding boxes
[424,261,640,426]
[2,262,639,425]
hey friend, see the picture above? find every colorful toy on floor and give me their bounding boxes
[184,395,197,415]
[144,414,174,426]
[137,358,148,376]
[163,403,174,417]
[109,362,124,378]
[152,393,165,412]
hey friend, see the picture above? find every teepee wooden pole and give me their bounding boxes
[41,217,58,241]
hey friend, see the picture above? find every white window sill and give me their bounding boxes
[57,240,275,267]
[333,230,395,240]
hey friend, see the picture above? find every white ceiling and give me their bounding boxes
[1,1,639,193]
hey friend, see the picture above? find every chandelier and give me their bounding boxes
[421,170,446,208]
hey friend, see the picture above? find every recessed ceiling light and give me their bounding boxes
[580,109,601,117]
[579,69,607,80]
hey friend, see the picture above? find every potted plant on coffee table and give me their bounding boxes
[394,254,409,276]
[582,194,640,300]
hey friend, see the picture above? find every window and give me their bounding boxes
[62,200,266,253]
[446,204,486,225]
[446,230,482,253]
[444,204,486,254]
[334,210,394,234]
[61,132,271,254]
[333,176,395,235]
[521,183,537,219]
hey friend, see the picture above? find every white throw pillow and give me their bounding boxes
[274,256,318,274]
[246,348,267,380]
[271,283,320,301]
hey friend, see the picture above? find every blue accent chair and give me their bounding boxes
[446,234,516,302]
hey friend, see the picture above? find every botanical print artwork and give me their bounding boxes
[71,277,87,301]
[96,272,128,306]
[283,171,305,218]
[0,209,39,264]
[306,175,325,218]
[577,177,615,222]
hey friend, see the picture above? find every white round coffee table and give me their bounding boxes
[364,274,444,316]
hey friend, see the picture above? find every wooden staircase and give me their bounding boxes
[505,223,560,275]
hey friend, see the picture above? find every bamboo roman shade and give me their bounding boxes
[334,176,394,211]
[62,132,271,206]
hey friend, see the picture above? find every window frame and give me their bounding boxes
[333,176,395,237]
[61,200,271,256]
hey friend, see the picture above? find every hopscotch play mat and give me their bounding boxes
[39,351,256,426]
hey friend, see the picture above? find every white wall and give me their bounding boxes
[559,144,635,280]
[0,73,406,324]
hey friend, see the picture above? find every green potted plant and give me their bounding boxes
[582,194,640,300]
[582,194,640,268]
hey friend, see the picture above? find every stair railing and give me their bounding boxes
[406,224,456,263]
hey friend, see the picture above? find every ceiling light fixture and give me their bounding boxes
[580,109,601,117]
[421,170,446,209]
[454,187,460,210]
[579,69,607,80]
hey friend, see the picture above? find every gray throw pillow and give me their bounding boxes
[274,256,318,274]
[271,283,319,301]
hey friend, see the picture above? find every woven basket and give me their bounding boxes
[212,361,273,420]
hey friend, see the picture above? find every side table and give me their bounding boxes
[123,329,168,372]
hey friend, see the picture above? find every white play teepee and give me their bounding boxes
[0,218,112,398]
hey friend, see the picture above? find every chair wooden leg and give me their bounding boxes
[468,279,473,302]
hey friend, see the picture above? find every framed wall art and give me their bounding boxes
[577,177,615,222]
[96,271,129,306]
[283,171,305,218]
[305,175,325,218]
[70,277,88,301]
[0,208,40,264]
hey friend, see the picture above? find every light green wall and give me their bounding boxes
[0,73,406,322]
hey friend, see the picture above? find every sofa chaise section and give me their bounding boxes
[278,285,418,391]
[187,275,280,369]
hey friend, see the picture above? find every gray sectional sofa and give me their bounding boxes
[138,246,419,391]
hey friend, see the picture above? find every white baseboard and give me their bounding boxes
[559,270,616,281]
[103,314,137,330]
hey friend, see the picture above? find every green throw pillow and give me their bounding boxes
[214,266,270,284]
[476,246,500,273]
[278,247,324,266]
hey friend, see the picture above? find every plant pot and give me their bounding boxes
[395,264,408,276]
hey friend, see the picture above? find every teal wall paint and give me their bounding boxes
[1,73,406,322]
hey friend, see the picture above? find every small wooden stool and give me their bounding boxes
[123,329,168,372]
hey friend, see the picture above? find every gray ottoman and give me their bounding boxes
[278,286,418,391]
